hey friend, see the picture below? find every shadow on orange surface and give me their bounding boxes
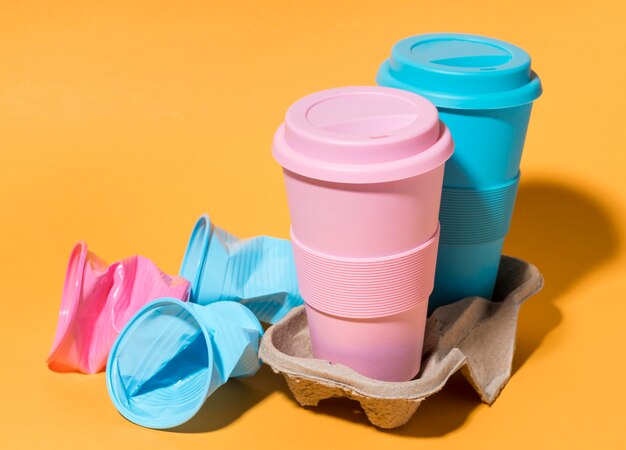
[506,179,620,374]
[396,179,620,437]
[309,371,480,436]
[169,364,291,433]
[171,179,620,436]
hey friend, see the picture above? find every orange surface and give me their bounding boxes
[1,1,625,448]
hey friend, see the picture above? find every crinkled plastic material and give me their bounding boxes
[47,242,191,374]
[180,214,303,323]
[106,299,263,429]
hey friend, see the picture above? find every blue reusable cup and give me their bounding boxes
[180,214,303,324]
[106,298,263,429]
[377,33,542,310]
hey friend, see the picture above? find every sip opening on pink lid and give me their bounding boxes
[272,86,453,184]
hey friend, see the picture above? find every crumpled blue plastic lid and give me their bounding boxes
[377,33,542,109]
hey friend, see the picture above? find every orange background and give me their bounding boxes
[1,1,625,448]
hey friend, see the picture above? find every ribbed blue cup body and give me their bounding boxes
[377,33,541,309]
[430,107,528,308]
[431,176,520,309]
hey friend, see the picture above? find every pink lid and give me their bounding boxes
[272,86,453,183]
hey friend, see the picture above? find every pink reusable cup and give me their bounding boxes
[305,301,429,381]
[273,87,453,381]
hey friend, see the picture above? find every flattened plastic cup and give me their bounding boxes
[47,242,105,371]
[179,214,303,324]
[47,243,190,374]
[305,300,429,382]
[273,86,453,258]
[106,299,263,429]
[377,33,542,305]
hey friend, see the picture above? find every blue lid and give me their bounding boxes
[377,33,542,109]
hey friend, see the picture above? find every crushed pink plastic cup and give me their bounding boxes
[47,242,191,374]
[273,86,453,381]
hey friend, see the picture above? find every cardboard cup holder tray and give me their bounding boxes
[259,256,543,428]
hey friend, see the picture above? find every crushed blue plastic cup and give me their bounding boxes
[377,33,542,307]
[179,214,303,324]
[106,298,263,429]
